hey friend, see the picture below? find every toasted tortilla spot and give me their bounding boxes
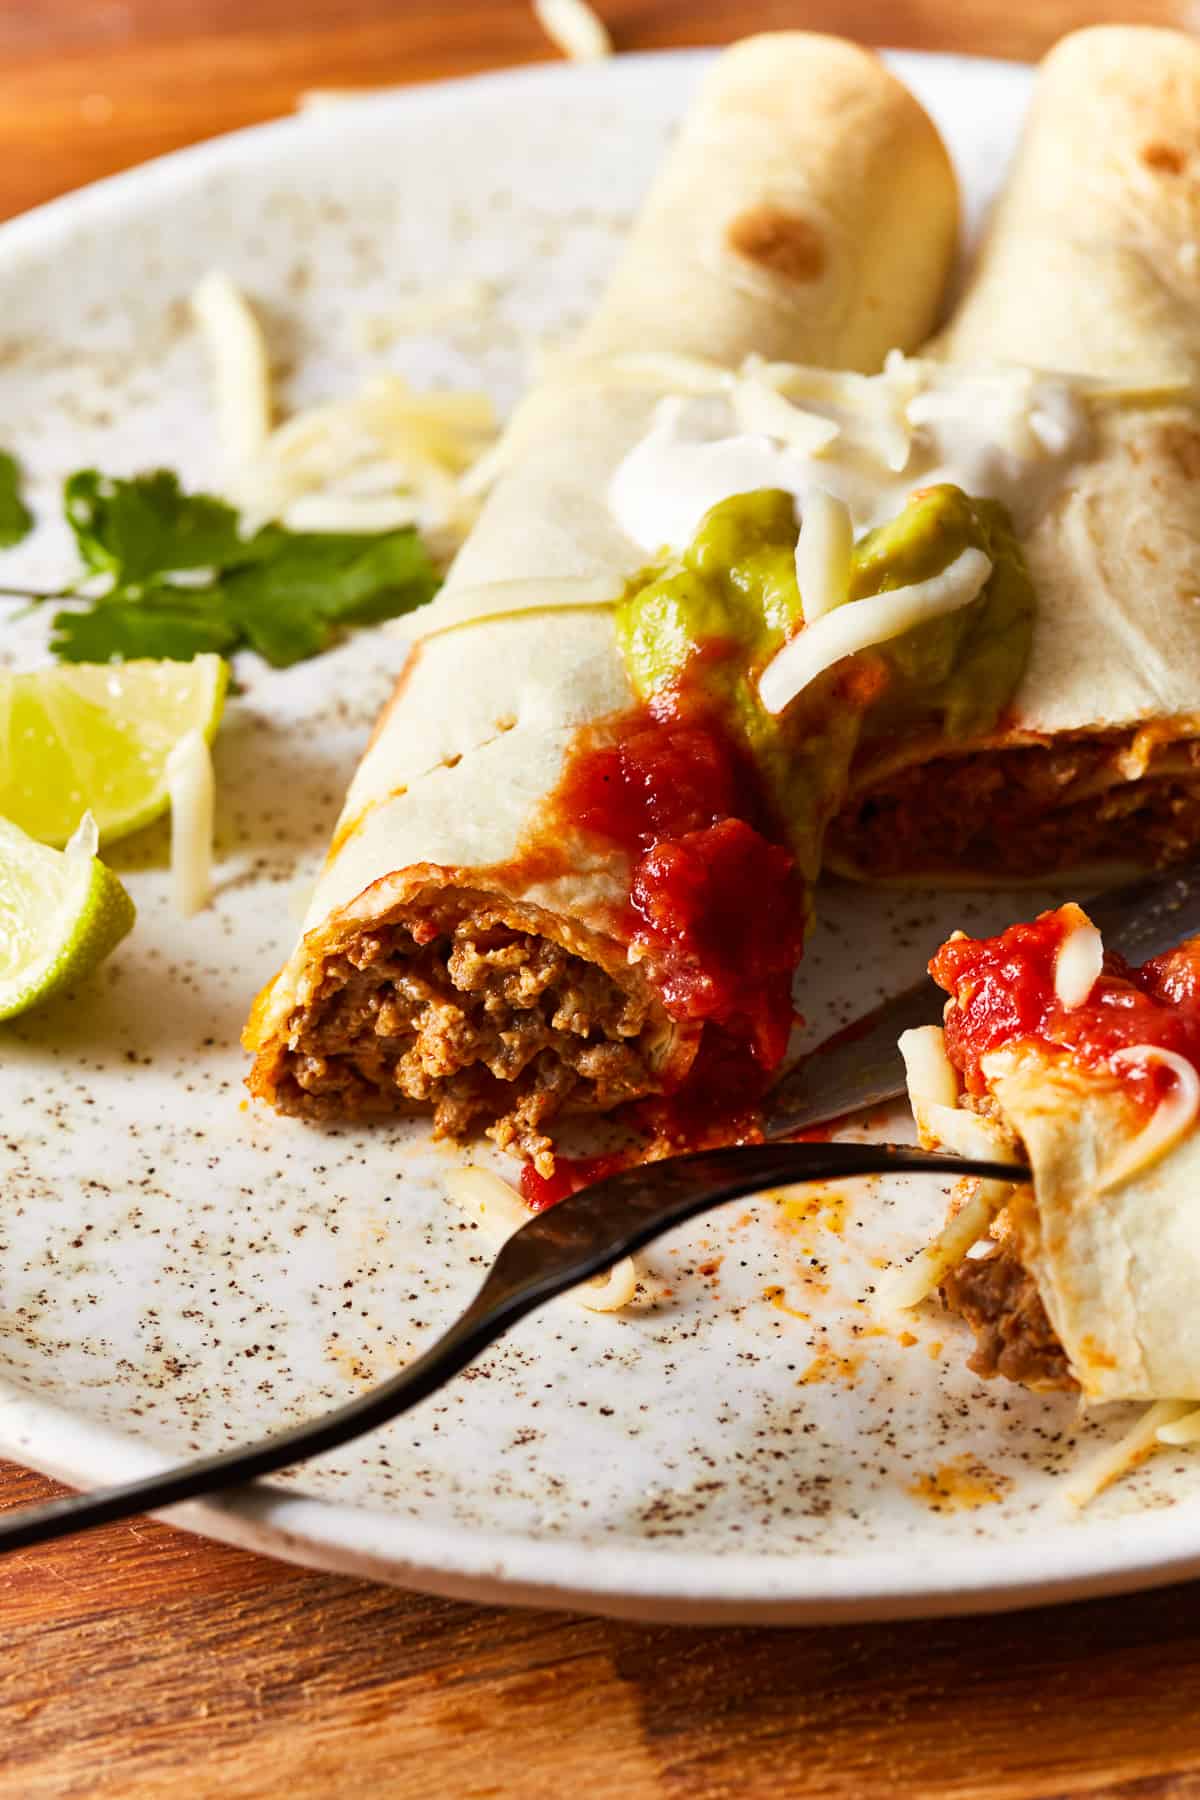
[726,205,826,283]
[1142,140,1185,174]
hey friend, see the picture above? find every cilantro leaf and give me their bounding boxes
[219,528,441,666]
[0,452,32,550]
[64,469,261,588]
[50,593,240,664]
[9,467,442,665]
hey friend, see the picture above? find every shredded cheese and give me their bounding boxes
[352,279,494,350]
[883,1026,1021,1309]
[1053,907,1104,1011]
[191,271,273,476]
[192,273,499,551]
[899,1025,960,1113]
[731,369,841,456]
[444,1165,639,1313]
[280,494,422,534]
[533,0,612,61]
[1063,1400,1194,1509]
[877,1187,1004,1313]
[166,729,215,918]
[1095,1046,1200,1193]
[794,490,853,622]
[757,546,992,716]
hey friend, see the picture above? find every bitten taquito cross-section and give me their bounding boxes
[827,26,1200,884]
[898,904,1200,1402]
[243,34,959,1168]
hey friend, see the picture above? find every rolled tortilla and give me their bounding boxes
[244,34,958,1165]
[980,1049,1200,1403]
[826,26,1200,884]
[911,905,1200,1402]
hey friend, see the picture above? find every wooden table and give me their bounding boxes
[2,3,1197,1794]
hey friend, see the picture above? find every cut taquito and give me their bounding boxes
[244,35,958,1167]
[902,904,1200,1403]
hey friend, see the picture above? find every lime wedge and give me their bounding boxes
[0,655,228,847]
[0,816,135,1019]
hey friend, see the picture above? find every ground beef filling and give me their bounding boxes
[272,915,661,1169]
[829,739,1200,879]
[941,1245,1075,1391]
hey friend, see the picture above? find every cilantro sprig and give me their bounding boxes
[0,452,34,549]
[0,463,441,666]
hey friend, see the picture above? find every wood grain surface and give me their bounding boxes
[3,3,1199,1797]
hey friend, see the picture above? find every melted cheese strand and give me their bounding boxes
[1053,908,1104,1010]
[1095,1047,1200,1193]
[1157,1406,1200,1446]
[795,490,853,622]
[757,546,992,715]
[166,729,215,918]
[444,1166,639,1313]
[1063,1400,1194,1510]
[191,271,273,474]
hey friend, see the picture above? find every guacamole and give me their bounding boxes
[614,483,1035,864]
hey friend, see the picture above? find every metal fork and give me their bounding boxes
[0,1140,1023,1554]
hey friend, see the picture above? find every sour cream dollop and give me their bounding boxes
[606,354,1091,558]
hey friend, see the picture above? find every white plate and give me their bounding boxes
[2,46,1196,1626]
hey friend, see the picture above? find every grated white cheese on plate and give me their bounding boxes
[191,271,273,477]
[533,0,612,62]
[1063,1400,1194,1509]
[444,1166,640,1313]
[190,273,500,553]
[352,278,495,350]
[166,729,215,919]
[281,493,423,534]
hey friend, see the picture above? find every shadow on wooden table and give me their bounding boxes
[1,1462,1194,1798]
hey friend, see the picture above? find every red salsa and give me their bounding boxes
[931,905,1200,1112]
[520,1152,629,1210]
[558,689,806,1078]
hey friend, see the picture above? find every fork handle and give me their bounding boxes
[0,1145,1024,1554]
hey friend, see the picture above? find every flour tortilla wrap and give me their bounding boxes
[244,34,958,1161]
[827,26,1200,883]
[978,1047,1200,1403]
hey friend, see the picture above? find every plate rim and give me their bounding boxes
[5,41,1171,1627]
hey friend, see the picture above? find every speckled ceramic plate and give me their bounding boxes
[3,48,1199,1624]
